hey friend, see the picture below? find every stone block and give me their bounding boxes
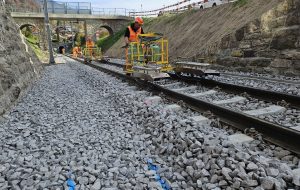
[247,57,272,67]
[280,50,300,60]
[270,58,293,68]
[293,60,300,70]
[270,26,299,50]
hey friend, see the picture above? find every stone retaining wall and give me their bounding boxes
[0,10,43,115]
[214,0,300,75]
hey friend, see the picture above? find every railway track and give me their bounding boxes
[69,56,300,155]
[103,59,300,108]
[220,72,300,87]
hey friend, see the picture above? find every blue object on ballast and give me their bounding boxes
[67,178,76,190]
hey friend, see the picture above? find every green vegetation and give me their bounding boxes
[21,26,48,62]
[159,9,197,25]
[142,17,156,27]
[26,36,48,62]
[97,27,127,52]
[233,0,248,7]
[98,30,110,39]
[74,32,85,46]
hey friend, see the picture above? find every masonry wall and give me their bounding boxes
[0,8,43,115]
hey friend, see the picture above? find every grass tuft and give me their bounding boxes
[233,0,248,7]
[97,27,127,52]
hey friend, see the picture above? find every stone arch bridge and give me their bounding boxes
[11,12,131,49]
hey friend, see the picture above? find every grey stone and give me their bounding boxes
[221,167,232,181]
[219,180,228,187]
[242,179,258,187]
[246,162,258,171]
[261,176,276,189]
[266,168,279,177]
[292,168,300,186]
[200,169,210,177]
[78,176,89,185]
[197,180,202,188]
[195,160,205,169]
[235,152,250,161]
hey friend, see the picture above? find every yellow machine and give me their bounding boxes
[83,47,102,64]
[125,33,172,81]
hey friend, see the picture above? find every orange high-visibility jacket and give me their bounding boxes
[73,47,78,54]
[128,26,142,42]
[86,40,95,48]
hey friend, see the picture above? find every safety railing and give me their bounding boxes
[92,8,135,17]
[130,0,237,17]
[5,1,134,17]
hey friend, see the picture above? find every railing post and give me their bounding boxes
[51,1,54,14]
[77,2,79,14]
[90,2,92,14]
[64,3,67,14]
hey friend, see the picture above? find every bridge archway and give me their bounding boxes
[19,23,41,45]
[92,25,114,42]
[100,25,114,36]
[19,23,40,34]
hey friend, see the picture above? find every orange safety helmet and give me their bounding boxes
[135,17,144,25]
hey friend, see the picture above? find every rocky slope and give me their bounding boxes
[106,0,300,76]
[0,8,42,115]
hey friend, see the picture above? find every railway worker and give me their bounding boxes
[124,17,144,46]
[86,37,95,57]
[73,45,79,58]
[77,46,82,57]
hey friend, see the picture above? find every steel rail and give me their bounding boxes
[69,57,300,155]
[169,74,300,109]
[104,60,300,108]
[221,73,300,86]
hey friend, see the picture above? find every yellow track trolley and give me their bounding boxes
[83,47,102,64]
[125,33,172,81]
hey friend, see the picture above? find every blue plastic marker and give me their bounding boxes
[66,171,76,190]
[147,159,171,190]
[67,178,76,190]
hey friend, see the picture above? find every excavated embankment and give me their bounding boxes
[106,0,300,75]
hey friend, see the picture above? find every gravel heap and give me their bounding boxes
[0,59,299,190]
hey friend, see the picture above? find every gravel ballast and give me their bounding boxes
[0,58,299,189]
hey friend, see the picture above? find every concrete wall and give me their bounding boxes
[0,10,43,115]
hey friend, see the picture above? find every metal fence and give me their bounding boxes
[131,0,237,17]
[92,8,135,16]
[6,1,134,17]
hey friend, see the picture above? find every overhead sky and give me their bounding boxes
[60,0,193,12]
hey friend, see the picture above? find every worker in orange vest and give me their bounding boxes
[124,17,144,46]
[124,17,144,72]
[86,37,95,57]
[77,46,82,58]
[73,45,79,58]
